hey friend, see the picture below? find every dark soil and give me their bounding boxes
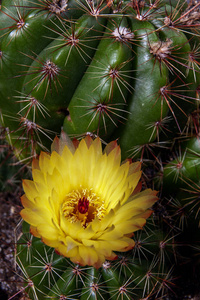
[0,189,26,300]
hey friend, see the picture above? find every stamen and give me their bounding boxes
[62,188,106,227]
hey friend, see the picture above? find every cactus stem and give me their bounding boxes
[0,2,27,39]
[174,0,200,28]
[186,43,200,81]
[1,1,199,298]
[130,0,151,21]
[16,0,68,16]
[64,131,105,143]
[45,19,99,65]
[130,0,163,22]
[4,114,54,160]
[135,255,159,298]
[78,97,128,134]
[149,39,190,81]
[182,110,198,137]
[112,276,138,299]
[188,109,200,136]
[30,248,64,287]
[15,93,50,122]
[47,286,78,300]
[156,266,176,299]
[129,0,146,11]
[163,0,186,27]
[163,0,200,39]
[158,232,180,270]
[48,0,68,15]
[112,26,134,43]
[81,274,106,300]
[88,60,134,102]
[159,82,191,133]
[76,0,109,17]
[113,256,132,278]
[178,177,200,220]
[128,141,166,162]
[149,39,173,60]
[146,116,172,142]
[132,231,155,262]
[14,256,40,300]
[8,279,35,300]
[18,54,63,99]
[70,264,94,287]
[168,196,189,230]
[100,19,135,45]
[163,147,188,183]
[17,232,33,264]
[0,49,2,66]
[17,116,54,141]
[138,255,176,299]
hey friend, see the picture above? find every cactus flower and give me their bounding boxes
[20,133,158,268]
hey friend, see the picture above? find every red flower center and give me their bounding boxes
[78,197,89,214]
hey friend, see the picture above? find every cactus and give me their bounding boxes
[15,221,177,300]
[1,0,199,160]
[0,0,200,299]
[0,126,30,191]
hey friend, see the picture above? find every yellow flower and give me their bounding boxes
[20,132,158,268]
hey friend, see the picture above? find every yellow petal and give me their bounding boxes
[20,208,44,226]
[22,180,39,202]
[79,245,99,266]
[129,189,158,210]
[39,151,52,173]
[32,169,46,185]
[21,194,35,209]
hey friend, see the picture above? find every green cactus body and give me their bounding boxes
[17,219,175,300]
[1,0,200,299]
[114,19,169,156]
[0,0,84,158]
[1,0,199,160]
[19,14,107,149]
[63,17,133,138]
[162,136,200,193]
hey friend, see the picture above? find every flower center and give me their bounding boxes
[62,188,106,227]
[78,197,89,214]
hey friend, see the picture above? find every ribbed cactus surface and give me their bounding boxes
[0,0,199,159]
[17,219,176,300]
[1,0,200,299]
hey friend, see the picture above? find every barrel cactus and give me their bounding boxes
[1,0,200,299]
[1,0,199,160]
